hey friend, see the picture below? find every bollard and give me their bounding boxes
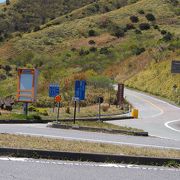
[131,109,139,118]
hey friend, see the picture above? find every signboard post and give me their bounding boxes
[117,84,124,108]
[97,96,104,122]
[73,80,86,124]
[49,84,60,112]
[17,68,38,118]
[55,95,61,122]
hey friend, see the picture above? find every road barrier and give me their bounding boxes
[131,109,139,118]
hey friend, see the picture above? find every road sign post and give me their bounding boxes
[49,84,60,113]
[97,96,104,122]
[17,68,38,119]
[73,80,86,123]
[55,95,61,122]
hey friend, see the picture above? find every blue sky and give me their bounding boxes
[0,0,5,3]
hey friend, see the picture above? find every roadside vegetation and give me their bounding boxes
[0,0,179,106]
[0,134,179,161]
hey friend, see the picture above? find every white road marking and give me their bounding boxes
[165,119,180,133]
[15,132,180,150]
[0,157,179,172]
[125,92,164,118]
[125,89,180,110]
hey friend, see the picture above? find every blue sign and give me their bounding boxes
[75,80,86,100]
[49,84,60,97]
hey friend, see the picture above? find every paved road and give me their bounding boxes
[0,157,179,180]
[0,124,180,150]
[110,88,180,141]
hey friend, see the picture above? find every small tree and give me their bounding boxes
[6,0,10,5]
[145,13,156,21]
[139,23,150,30]
[130,15,139,23]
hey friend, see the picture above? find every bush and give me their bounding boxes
[133,47,145,55]
[112,26,125,38]
[89,47,97,52]
[79,49,90,56]
[130,15,139,23]
[125,23,135,31]
[139,23,150,30]
[153,25,159,30]
[138,9,145,14]
[27,114,42,120]
[88,40,96,45]
[162,32,173,41]
[88,29,97,37]
[99,47,110,55]
[161,30,167,35]
[134,29,142,34]
[145,13,156,21]
[33,26,40,32]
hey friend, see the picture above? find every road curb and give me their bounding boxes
[47,123,148,136]
[0,116,134,124]
[0,147,179,166]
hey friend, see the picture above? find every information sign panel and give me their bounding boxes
[49,84,60,97]
[171,61,180,74]
[75,80,86,101]
[17,68,38,102]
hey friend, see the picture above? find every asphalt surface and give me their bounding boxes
[110,88,180,141]
[0,157,179,180]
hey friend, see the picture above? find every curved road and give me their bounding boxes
[0,89,179,150]
[111,88,180,141]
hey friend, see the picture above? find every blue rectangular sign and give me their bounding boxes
[49,84,60,97]
[75,80,86,100]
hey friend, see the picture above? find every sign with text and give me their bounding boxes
[171,61,180,74]
[75,80,86,101]
[17,68,38,103]
[117,83,124,106]
[49,84,60,97]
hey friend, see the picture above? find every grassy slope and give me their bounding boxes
[0,0,179,104]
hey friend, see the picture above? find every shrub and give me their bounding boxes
[27,114,42,120]
[112,26,125,38]
[88,29,97,37]
[79,49,90,56]
[130,16,139,23]
[139,23,150,30]
[89,47,97,52]
[125,23,135,31]
[99,47,110,55]
[153,25,159,30]
[133,47,145,55]
[34,26,40,32]
[145,13,156,21]
[138,9,145,14]
[88,40,96,45]
[161,30,167,35]
[162,32,173,41]
[134,29,142,34]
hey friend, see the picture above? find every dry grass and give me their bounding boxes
[0,134,179,159]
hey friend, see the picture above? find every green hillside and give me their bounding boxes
[0,0,179,105]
